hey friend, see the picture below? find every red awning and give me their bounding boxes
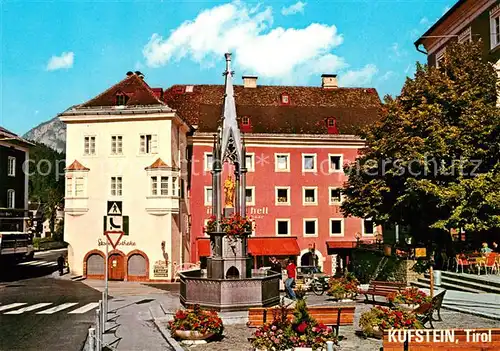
[326,241,356,249]
[197,237,300,257]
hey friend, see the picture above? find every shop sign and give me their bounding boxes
[97,238,136,247]
[153,260,169,278]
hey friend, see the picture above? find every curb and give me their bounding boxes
[153,316,184,351]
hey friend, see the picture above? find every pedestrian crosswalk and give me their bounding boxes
[17,260,58,267]
[0,302,98,315]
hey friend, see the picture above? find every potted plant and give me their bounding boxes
[251,299,341,350]
[359,306,423,339]
[204,213,253,236]
[387,287,430,310]
[327,273,359,301]
[168,304,224,341]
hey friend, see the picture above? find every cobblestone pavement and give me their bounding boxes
[167,296,500,351]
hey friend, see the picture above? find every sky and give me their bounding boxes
[1,0,456,135]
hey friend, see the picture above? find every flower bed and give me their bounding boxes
[387,287,430,306]
[327,273,359,300]
[359,306,423,338]
[251,299,340,350]
[168,304,224,340]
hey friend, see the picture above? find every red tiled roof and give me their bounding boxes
[164,85,381,135]
[65,160,90,171]
[79,74,166,108]
[197,237,300,257]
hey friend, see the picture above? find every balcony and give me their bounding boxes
[145,195,180,215]
[65,197,89,216]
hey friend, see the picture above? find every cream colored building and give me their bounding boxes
[59,72,190,281]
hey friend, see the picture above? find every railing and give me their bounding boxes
[87,294,108,351]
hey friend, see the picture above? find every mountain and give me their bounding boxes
[23,117,66,153]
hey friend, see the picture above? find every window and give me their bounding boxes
[111,177,123,196]
[302,154,317,172]
[329,154,343,172]
[173,177,178,196]
[7,156,15,176]
[7,190,15,208]
[245,187,255,206]
[204,187,213,206]
[363,219,375,235]
[242,116,250,125]
[435,47,446,68]
[327,118,336,127]
[84,136,96,155]
[303,219,318,236]
[139,134,158,154]
[161,176,169,195]
[75,177,85,197]
[329,187,342,204]
[111,136,123,155]
[185,85,194,93]
[458,27,472,43]
[303,187,317,205]
[116,93,129,106]
[66,177,73,197]
[203,219,210,237]
[245,153,255,172]
[276,219,290,236]
[205,153,213,171]
[491,6,500,49]
[330,219,344,236]
[275,153,290,172]
[275,187,290,205]
[280,93,290,105]
[151,177,158,196]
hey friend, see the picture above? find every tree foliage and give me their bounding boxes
[341,41,500,241]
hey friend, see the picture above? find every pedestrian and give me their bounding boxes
[57,254,64,276]
[480,242,492,256]
[285,257,297,300]
[269,256,282,277]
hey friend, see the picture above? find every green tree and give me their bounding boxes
[341,41,500,245]
[28,142,65,238]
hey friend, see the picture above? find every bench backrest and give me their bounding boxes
[368,280,406,292]
[431,290,446,309]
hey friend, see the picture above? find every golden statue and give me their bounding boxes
[224,175,235,208]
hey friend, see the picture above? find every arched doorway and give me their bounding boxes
[86,253,104,278]
[299,248,324,272]
[108,254,125,281]
[127,253,148,281]
[226,266,240,279]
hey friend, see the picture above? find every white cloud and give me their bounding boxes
[46,52,74,71]
[338,64,378,87]
[419,17,429,26]
[281,1,306,16]
[379,71,395,82]
[390,42,406,60]
[143,1,348,82]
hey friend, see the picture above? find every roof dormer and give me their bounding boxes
[326,117,339,134]
[115,91,129,106]
[280,92,290,105]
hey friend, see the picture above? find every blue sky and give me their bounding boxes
[1,0,456,135]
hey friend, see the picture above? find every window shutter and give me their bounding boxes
[151,135,158,153]
[123,216,129,235]
[140,135,145,153]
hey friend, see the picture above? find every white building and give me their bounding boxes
[59,72,190,281]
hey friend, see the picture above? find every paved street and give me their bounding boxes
[0,250,102,351]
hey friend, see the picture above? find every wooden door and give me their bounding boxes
[108,254,125,281]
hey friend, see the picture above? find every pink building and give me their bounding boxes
[164,74,382,275]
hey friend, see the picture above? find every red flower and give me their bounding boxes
[296,321,307,333]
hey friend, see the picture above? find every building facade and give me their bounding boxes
[164,75,382,275]
[0,127,31,233]
[59,72,190,281]
[415,0,500,66]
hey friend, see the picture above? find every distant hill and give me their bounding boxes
[23,117,66,153]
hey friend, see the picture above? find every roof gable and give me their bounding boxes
[79,74,165,108]
[66,160,90,171]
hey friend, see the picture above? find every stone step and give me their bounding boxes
[423,273,500,294]
[415,277,483,294]
[440,271,500,290]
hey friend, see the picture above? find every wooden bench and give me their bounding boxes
[413,290,447,328]
[360,281,407,302]
[247,305,355,336]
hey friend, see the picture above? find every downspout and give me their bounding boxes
[415,42,428,55]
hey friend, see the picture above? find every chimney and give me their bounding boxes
[135,71,145,79]
[321,74,338,89]
[242,76,258,88]
[126,71,134,77]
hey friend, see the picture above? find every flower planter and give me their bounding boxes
[370,326,384,339]
[174,330,214,340]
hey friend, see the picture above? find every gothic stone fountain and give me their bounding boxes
[179,53,280,311]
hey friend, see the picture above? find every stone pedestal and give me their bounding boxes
[207,231,250,279]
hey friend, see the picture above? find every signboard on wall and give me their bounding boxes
[153,260,169,278]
